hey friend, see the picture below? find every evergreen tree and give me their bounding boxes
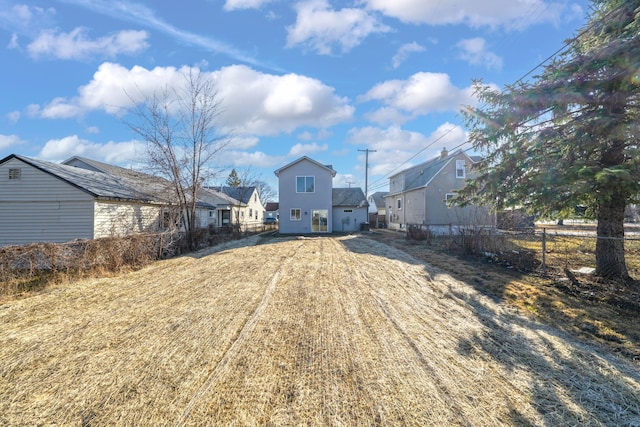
[226,169,241,187]
[459,0,640,284]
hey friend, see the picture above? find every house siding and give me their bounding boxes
[277,159,333,234]
[332,207,367,232]
[0,158,94,245]
[93,200,162,238]
[386,151,493,230]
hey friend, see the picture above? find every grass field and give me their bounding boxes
[1,234,639,425]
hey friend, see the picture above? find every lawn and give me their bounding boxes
[1,234,638,425]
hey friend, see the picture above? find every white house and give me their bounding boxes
[204,186,265,230]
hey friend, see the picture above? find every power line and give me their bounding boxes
[366,2,628,193]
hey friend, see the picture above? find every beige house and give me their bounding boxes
[385,149,493,232]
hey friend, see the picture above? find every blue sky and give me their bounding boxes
[0,0,589,195]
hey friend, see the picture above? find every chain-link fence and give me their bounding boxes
[405,224,640,280]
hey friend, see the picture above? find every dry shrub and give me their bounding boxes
[0,227,260,300]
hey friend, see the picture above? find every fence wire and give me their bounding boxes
[405,224,640,280]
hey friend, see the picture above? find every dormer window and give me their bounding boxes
[456,160,466,178]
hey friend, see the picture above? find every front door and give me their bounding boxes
[311,210,328,232]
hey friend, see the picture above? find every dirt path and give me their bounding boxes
[1,235,638,426]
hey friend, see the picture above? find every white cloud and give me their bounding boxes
[6,111,21,123]
[0,134,26,151]
[34,63,354,137]
[8,33,19,49]
[38,135,140,163]
[286,0,391,55]
[364,0,578,29]
[287,142,328,157]
[223,0,274,10]
[0,4,55,34]
[363,106,411,126]
[60,0,264,67]
[391,42,425,69]
[358,72,477,123]
[347,123,468,177]
[333,173,359,188]
[212,65,354,135]
[456,37,503,70]
[229,136,260,150]
[27,28,149,60]
[225,150,284,168]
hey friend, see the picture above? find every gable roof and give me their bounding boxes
[368,191,388,209]
[332,188,368,208]
[390,149,477,192]
[62,156,158,184]
[2,154,173,204]
[265,202,279,212]
[208,186,257,205]
[274,156,337,177]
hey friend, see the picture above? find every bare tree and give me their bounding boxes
[127,69,228,249]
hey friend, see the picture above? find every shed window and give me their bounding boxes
[8,168,21,180]
[343,209,352,213]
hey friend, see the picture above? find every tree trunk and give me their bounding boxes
[595,191,629,281]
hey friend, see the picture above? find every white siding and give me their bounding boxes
[0,158,95,245]
[93,200,162,238]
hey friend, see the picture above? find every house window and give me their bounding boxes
[456,160,466,178]
[445,193,457,207]
[249,208,253,218]
[296,176,315,193]
[397,199,402,210]
[343,209,352,213]
[8,168,21,180]
[290,208,301,221]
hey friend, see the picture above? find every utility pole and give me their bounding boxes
[358,148,376,198]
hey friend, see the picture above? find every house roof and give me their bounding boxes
[368,191,388,208]
[2,154,173,204]
[62,156,160,184]
[265,202,279,212]
[389,149,477,193]
[273,156,337,177]
[332,188,368,208]
[208,186,257,205]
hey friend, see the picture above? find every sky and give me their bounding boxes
[0,0,590,197]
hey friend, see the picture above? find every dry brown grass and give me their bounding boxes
[369,229,640,362]
[1,234,639,425]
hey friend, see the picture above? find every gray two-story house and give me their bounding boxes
[385,149,493,232]
[274,156,336,234]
